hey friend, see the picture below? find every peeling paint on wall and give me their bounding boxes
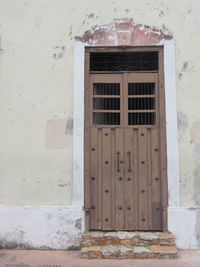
[182,61,189,72]
[161,24,172,36]
[178,61,189,80]
[159,10,164,17]
[0,240,32,250]
[87,13,95,19]
[53,46,65,60]
[75,18,172,46]
[75,218,82,230]
[65,117,73,136]
[0,206,82,250]
[178,112,188,139]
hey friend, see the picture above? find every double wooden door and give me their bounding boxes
[84,72,167,231]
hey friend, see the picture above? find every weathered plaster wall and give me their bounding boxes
[0,0,200,206]
[0,0,199,249]
[0,206,82,249]
[0,0,199,207]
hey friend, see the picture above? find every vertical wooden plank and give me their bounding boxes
[98,128,102,229]
[84,127,90,231]
[115,128,124,230]
[84,51,90,231]
[89,127,99,230]
[111,128,116,230]
[138,127,149,230]
[124,128,135,230]
[158,49,168,231]
[147,128,153,230]
[133,129,139,230]
[151,127,162,230]
[102,128,112,230]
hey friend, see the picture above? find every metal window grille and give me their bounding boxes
[93,83,120,125]
[128,83,155,125]
[90,52,158,72]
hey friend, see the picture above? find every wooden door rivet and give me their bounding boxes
[105,161,109,164]
[141,133,144,136]
[105,189,109,193]
[91,177,95,180]
[155,177,159,181]
[119,177,123,181]
[91,148,95,151]
[105,132,108,136]
[128,177,131,181]
[154,148,159,151]
[127,206,131,210]
[105,218,109,222]
[142,218,146,222]
[91,206,95,209]
[141,189,145,193]
[141,160,145,164]
[119,206,122,210]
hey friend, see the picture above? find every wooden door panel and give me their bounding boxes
[124,128,136,230]
[137,128,149,230]
[127,73,157,83]
[89,127,99,230]
[90,74,122,127]
[123,127,162,230]
[114,128,124,230]
[86,60,166,231]
[89,126,162,230]
[89,127,124,230]
[111,128,116,230]
[147,128,153,230]
[132,129,139,230]
[127,73,158,127]
[101,128,112,230]
[151,127,162,230]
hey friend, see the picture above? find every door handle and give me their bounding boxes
[116,151,120,172]
[127,151,131,172]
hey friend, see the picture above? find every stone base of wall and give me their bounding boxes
[81,231,177,259]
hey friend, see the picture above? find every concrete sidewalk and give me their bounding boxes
[0,250,200,267]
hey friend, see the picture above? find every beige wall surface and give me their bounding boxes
[0,0,199,206]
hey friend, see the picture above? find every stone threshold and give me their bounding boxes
[81,231,177,259]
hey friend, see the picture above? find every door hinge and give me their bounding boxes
[83,206,90,214]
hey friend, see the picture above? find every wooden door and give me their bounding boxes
[84,61,167,231]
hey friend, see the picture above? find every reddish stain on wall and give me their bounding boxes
[76,18,172,46]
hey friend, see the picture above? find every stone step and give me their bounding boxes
[81,244,177,259]
[81,231,177,259]
[82,231,176,247]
